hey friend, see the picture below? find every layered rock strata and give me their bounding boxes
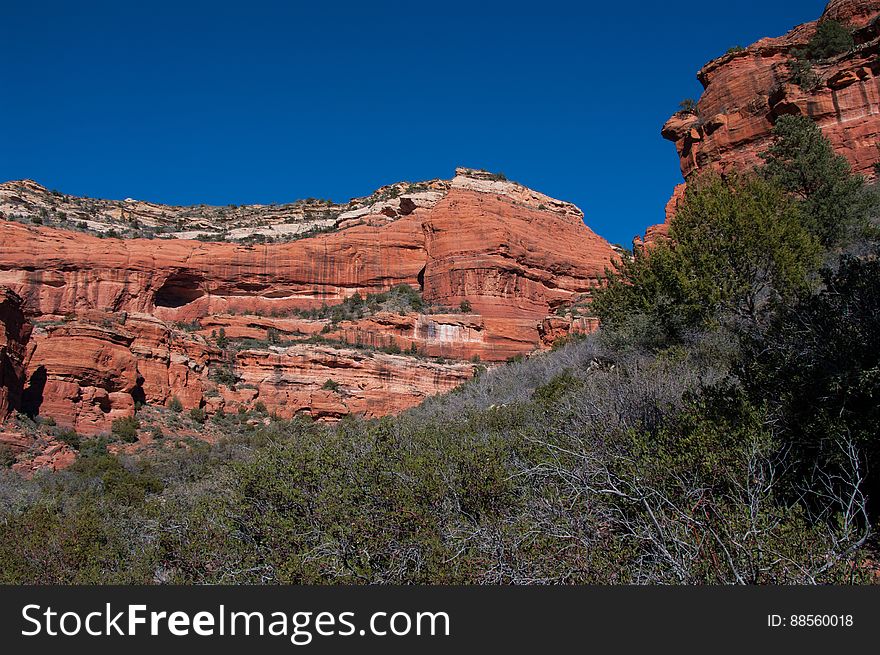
[642,0,880,246]
[0,168,616,439]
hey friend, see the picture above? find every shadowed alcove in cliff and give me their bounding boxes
[130,375,146,407]
[417,266,426,292]
[154,272,206,308]
[21,365,47,418]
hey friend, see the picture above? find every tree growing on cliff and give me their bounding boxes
[761,115,867,247]
[804,19,854,60]
[593,173,820,345]
[786,57,820,91]
[678,99,698,115]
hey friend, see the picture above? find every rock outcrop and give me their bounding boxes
[642,0,880,246]
[0,168,617,442]
[0,177,449,242]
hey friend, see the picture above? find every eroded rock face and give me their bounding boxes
[230,345,474,420]
[643,0,880,246]
[0,287,31,418]
[0,168,616,439]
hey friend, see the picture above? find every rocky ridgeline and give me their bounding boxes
[0,167,583,243]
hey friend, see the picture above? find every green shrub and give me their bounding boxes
[0,444,15,467]
[804,19,853,60]
[55,428,80,450]
[380,341,402,355]
[210,366,238,387]
[787,57,820,91]
[742,255,880,515]
[69,453,162,505]
[593,172,820,346]
[533,370,582,406]
[678,98,698,114]
[322,379,341,392]
[111,416,140,443]
[78,436,109,458]
[189,407,207,424]
[168,396,183,413]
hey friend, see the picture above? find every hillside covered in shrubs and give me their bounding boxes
[1,117,878,584]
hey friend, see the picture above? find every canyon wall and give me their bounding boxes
[642,0,880,245]
[0,168,615,443]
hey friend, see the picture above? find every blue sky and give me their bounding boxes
[1,0,828,246]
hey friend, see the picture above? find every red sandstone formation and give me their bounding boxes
[641,0,880,246]
[0,168,616,446]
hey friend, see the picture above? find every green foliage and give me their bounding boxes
[210,365,238,387]
[0,444,15,467]
[593,172,820,346]
[215,327,228,349]
[804,19,853,60]
[762,115,869,247]
[787,57,820,91]
[189,407,208,424]
[726,45,745,55]
[551,332,590,351]
[678,98,698,114]
[111,416,140,443]
[151,416,521,583]
[380,341,402,354]
[459,300,472,313]
[322,379,341,392]
[294,284,426,323]
[532,370,582,406]
[69,453,163,505]
[168,396,183,413]
[55,428,80,450]
[78,436,109,458]
[742,254,880,511]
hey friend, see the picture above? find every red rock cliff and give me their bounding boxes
[0,168,616,438]
[642,0,880,245]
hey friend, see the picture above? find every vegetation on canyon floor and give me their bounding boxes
[1,117,879,584]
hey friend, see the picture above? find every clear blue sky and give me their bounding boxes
[0,0,827,246]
